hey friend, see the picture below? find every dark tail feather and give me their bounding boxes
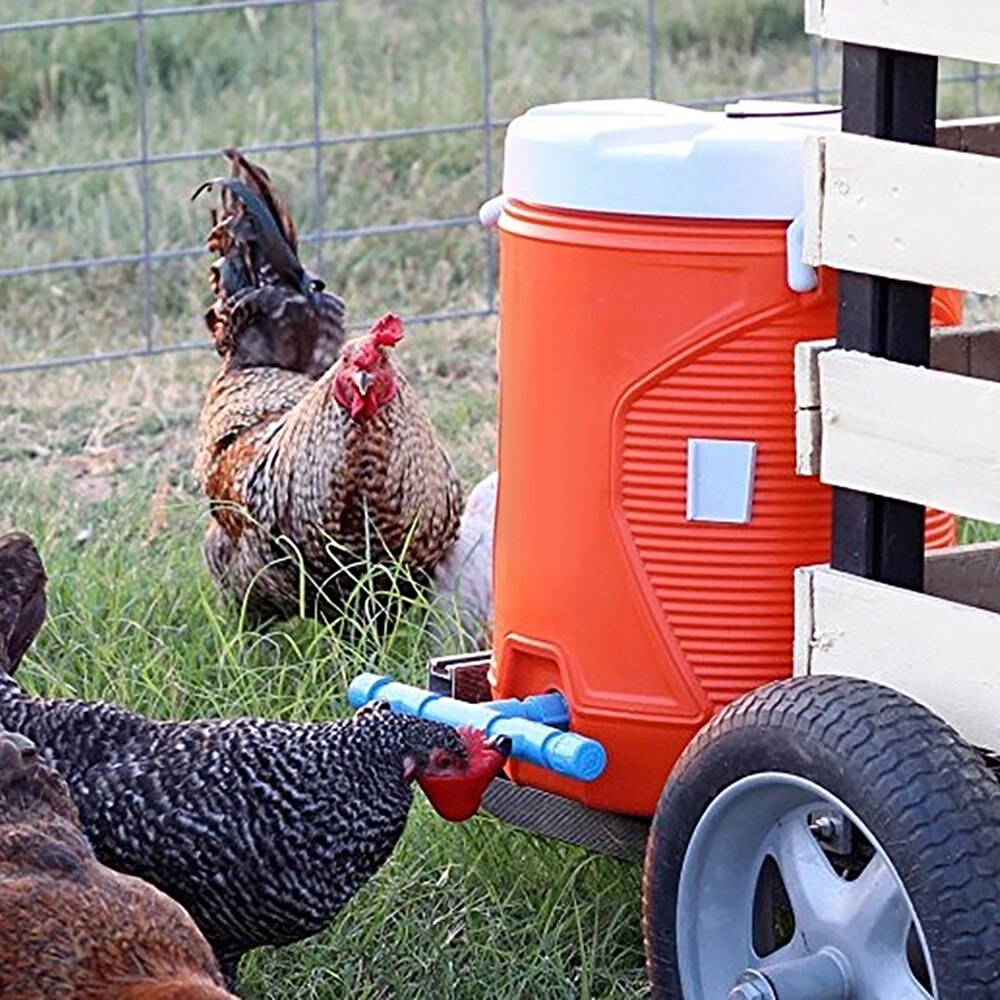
[0,532,47,674]
[193,176,308,294]
[223,146,299,253]
[195,149,347,375]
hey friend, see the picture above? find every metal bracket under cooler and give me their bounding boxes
[482,776,649,864]
[426,651,649,864]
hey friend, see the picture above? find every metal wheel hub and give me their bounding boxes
[729,947,851,999]
[677,773,936,1000]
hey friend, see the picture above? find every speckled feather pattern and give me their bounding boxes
[0,684,467,974]
[195,354,464,619]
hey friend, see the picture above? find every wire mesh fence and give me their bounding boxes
[0,0,997,375]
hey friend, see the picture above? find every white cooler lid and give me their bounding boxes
[501,98,841,221]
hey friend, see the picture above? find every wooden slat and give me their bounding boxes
[794,325,1000,476]
[795,406,822,477]
[926,541,1000,614]
[798,326,1000,396]
[794,339,824,477]
[803,133,1000,295]
[817,350,1000,522]
[805,0,1000,67]
[937,116,1000,158]
[795,564,1000,750]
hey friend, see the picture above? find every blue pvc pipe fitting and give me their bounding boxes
[486,693,570,727]
[348,673,607,782]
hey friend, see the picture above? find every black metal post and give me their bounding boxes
[831,44,939,591]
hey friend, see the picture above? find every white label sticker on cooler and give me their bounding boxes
[686,439,758,524]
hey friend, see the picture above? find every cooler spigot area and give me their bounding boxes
[348,673,607,782]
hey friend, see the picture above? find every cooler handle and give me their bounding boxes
[786,213,819,293]
[479,194,505,227]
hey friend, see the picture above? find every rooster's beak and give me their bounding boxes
[486,734,512,759]
[352,370,374,396]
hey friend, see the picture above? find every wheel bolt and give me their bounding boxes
[809,815,836,840]
[728,985,771,1000]
[728,970,776,1000]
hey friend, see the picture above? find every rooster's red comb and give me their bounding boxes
[369,313,405,348]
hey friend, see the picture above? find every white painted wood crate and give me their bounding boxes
[793,1,1000,750]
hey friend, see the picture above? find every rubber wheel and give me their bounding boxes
[642,675,1000,999]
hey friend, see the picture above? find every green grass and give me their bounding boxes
[3,1,1000,997]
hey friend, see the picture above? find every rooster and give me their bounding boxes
[0,728,235,999]
[0,533,509,984]
[196,310,464,621]
[194,155,464,621]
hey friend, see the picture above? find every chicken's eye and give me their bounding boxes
[432,750,458,770]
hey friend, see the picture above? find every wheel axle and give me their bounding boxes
[731,947,851,1000]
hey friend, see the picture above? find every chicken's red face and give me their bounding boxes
[409,726,511,823]
[332,313,404,422]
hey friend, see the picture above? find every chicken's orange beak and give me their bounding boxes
[417,733,511,822]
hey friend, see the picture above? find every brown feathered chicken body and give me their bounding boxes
[196,315,463,619]
[0,730,234,1000]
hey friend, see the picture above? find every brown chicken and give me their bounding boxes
[195,307,464,620]
[0,729,235,1000]
[193,152,463,620]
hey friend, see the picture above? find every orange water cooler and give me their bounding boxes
[488,100,959,817]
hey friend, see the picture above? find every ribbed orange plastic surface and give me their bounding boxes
[492,201,957,816]
[621,325,825,708]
